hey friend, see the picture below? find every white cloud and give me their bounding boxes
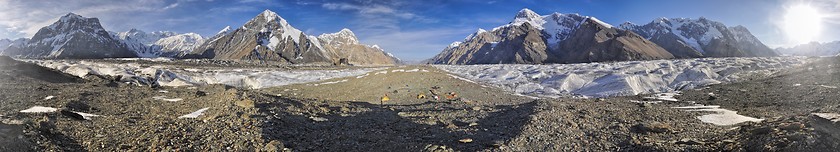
[163,3,180,10]
[321,2,433,22]
[322,3,361,10]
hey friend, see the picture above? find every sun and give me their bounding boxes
[783,5,823,44]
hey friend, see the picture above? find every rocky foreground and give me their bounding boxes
[1,56,839,151]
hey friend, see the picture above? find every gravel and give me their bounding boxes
[1,56,839,151]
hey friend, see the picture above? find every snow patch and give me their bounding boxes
[20,106,58,113]
[813,113,840,122]
[153,96,183,102]
[820,85,837,89]
[405,69,427,72]
[356,73,370,79]
[72,111,101,120]
[309,116,328,122]
[675,105,763,126]
[43,96,55,100]
[179,108,209,119]
[588,17,613,28]
[630,100,662,104]
[446,73,477,84]
[313,79,348,86]
[217,26,232,35]
[643,92,680,102]
[448,42,462,48]
[267,36,280,50]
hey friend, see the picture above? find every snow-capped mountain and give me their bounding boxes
[429,8,672,64]
[507,8,588,49]
[111,29,205,57]
[316,29,401,65]
[620,17,777,58]
[200,26,233,48]
[3,13,135,59]
[154,33,204,56]
[188,10,331,63]
[187,10,398,65]
[0,39,11,50]
[776,41,840,56]
[1,38,29,54]
[115,29,177,45]
[558,17,674,63]
[111,29,173,57]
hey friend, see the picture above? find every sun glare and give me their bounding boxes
[783,5,823,44]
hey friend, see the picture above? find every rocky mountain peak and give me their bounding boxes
[318,28,359,45]
[60,13,84,21]
[515,8,541,21]
[430,10,675,65]
[240,9,303,44]
[0,39,10,45]
[244,9,288,27]
[619,22,636,29]
[259,9,280,20]
[250,9,294,29]
[127,28,144,34]
[512,8,545,29]
[45,13,104,34]
[187,10,396,65]
[338,28,354,35]
[8,13,135,58]
[622,17,776,58]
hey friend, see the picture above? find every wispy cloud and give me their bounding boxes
[319,1,437,30]
[163,3,180,10]
[360,28,475,60]
[313,0,453,60]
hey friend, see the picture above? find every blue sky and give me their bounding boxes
[1,0,838,60]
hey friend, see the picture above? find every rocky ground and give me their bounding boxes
[1,56,839,151]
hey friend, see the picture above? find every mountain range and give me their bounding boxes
[0,10,399,65]
[2,13,136,59]
[110,29,205,57]
[776,41,840,56]
[0,38,28,55]
[186,10,399,65]
[0,8,784,65]
[620,17,777,58]
[428,8,778,64]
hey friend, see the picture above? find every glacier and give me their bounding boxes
[434,57,810,98]
[27,59,384,89]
